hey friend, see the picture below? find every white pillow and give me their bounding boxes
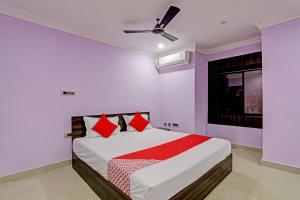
[83,116,121,137]
[124,114,153,132]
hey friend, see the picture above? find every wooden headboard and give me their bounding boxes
[71,112,150,140]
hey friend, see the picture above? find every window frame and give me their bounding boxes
[208,52,262,129]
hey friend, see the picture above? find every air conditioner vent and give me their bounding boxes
[156,51,191,70]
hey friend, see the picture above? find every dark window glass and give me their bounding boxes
[244,70,262,114]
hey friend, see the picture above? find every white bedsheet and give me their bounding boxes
[73,128,231,200]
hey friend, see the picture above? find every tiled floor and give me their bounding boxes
[205,149,300,200]
[1,149,300,200]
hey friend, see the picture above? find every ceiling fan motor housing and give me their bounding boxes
[152,28,164,34]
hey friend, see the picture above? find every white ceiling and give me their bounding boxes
[0,0,299,55]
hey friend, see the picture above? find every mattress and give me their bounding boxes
[73,128,231,200]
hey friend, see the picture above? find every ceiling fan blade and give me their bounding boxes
[161,32,178,41]
[123,30,152,33]
[159,6,180,28]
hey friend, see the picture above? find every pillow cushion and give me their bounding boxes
[92,115,118,138]
[84,116,120,137]
[128,112,150,132]
[124,114,153,132]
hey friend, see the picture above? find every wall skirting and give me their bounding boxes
[232,144,300,174]
[261,160,300,175]
[231,144,262,153]
[0,160,71,184]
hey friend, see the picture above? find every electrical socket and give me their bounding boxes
[172,123,179,127]
[64,132,71,138]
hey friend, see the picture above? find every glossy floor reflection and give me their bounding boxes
[1,148,300,200]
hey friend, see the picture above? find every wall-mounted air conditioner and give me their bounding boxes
[156,51,191,70]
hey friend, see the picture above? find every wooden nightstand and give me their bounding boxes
[157,127,171,131]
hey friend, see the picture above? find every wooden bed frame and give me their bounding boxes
[71,112,232,200]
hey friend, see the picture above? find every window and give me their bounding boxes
[244,70,262,115]
[208,52,262,128]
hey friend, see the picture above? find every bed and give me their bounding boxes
[71,112,232,200]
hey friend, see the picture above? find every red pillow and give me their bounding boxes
[129,112,149,132]
[92,114,118,138]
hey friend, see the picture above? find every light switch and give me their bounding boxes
[61,91,75,96]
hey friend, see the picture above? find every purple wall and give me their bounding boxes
[205,43,262,61]
[159,67,195,132]
[195,52,208,133]
[2,11,299,176]
[158,51,196,133]
[0,13,199,177]
[0,14,160,177]
[206,124,263,148]
[262,18,300,168]
[158,51,196,132]
[198,43,263,149]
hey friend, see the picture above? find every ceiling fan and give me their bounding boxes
[123,6,180,42]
